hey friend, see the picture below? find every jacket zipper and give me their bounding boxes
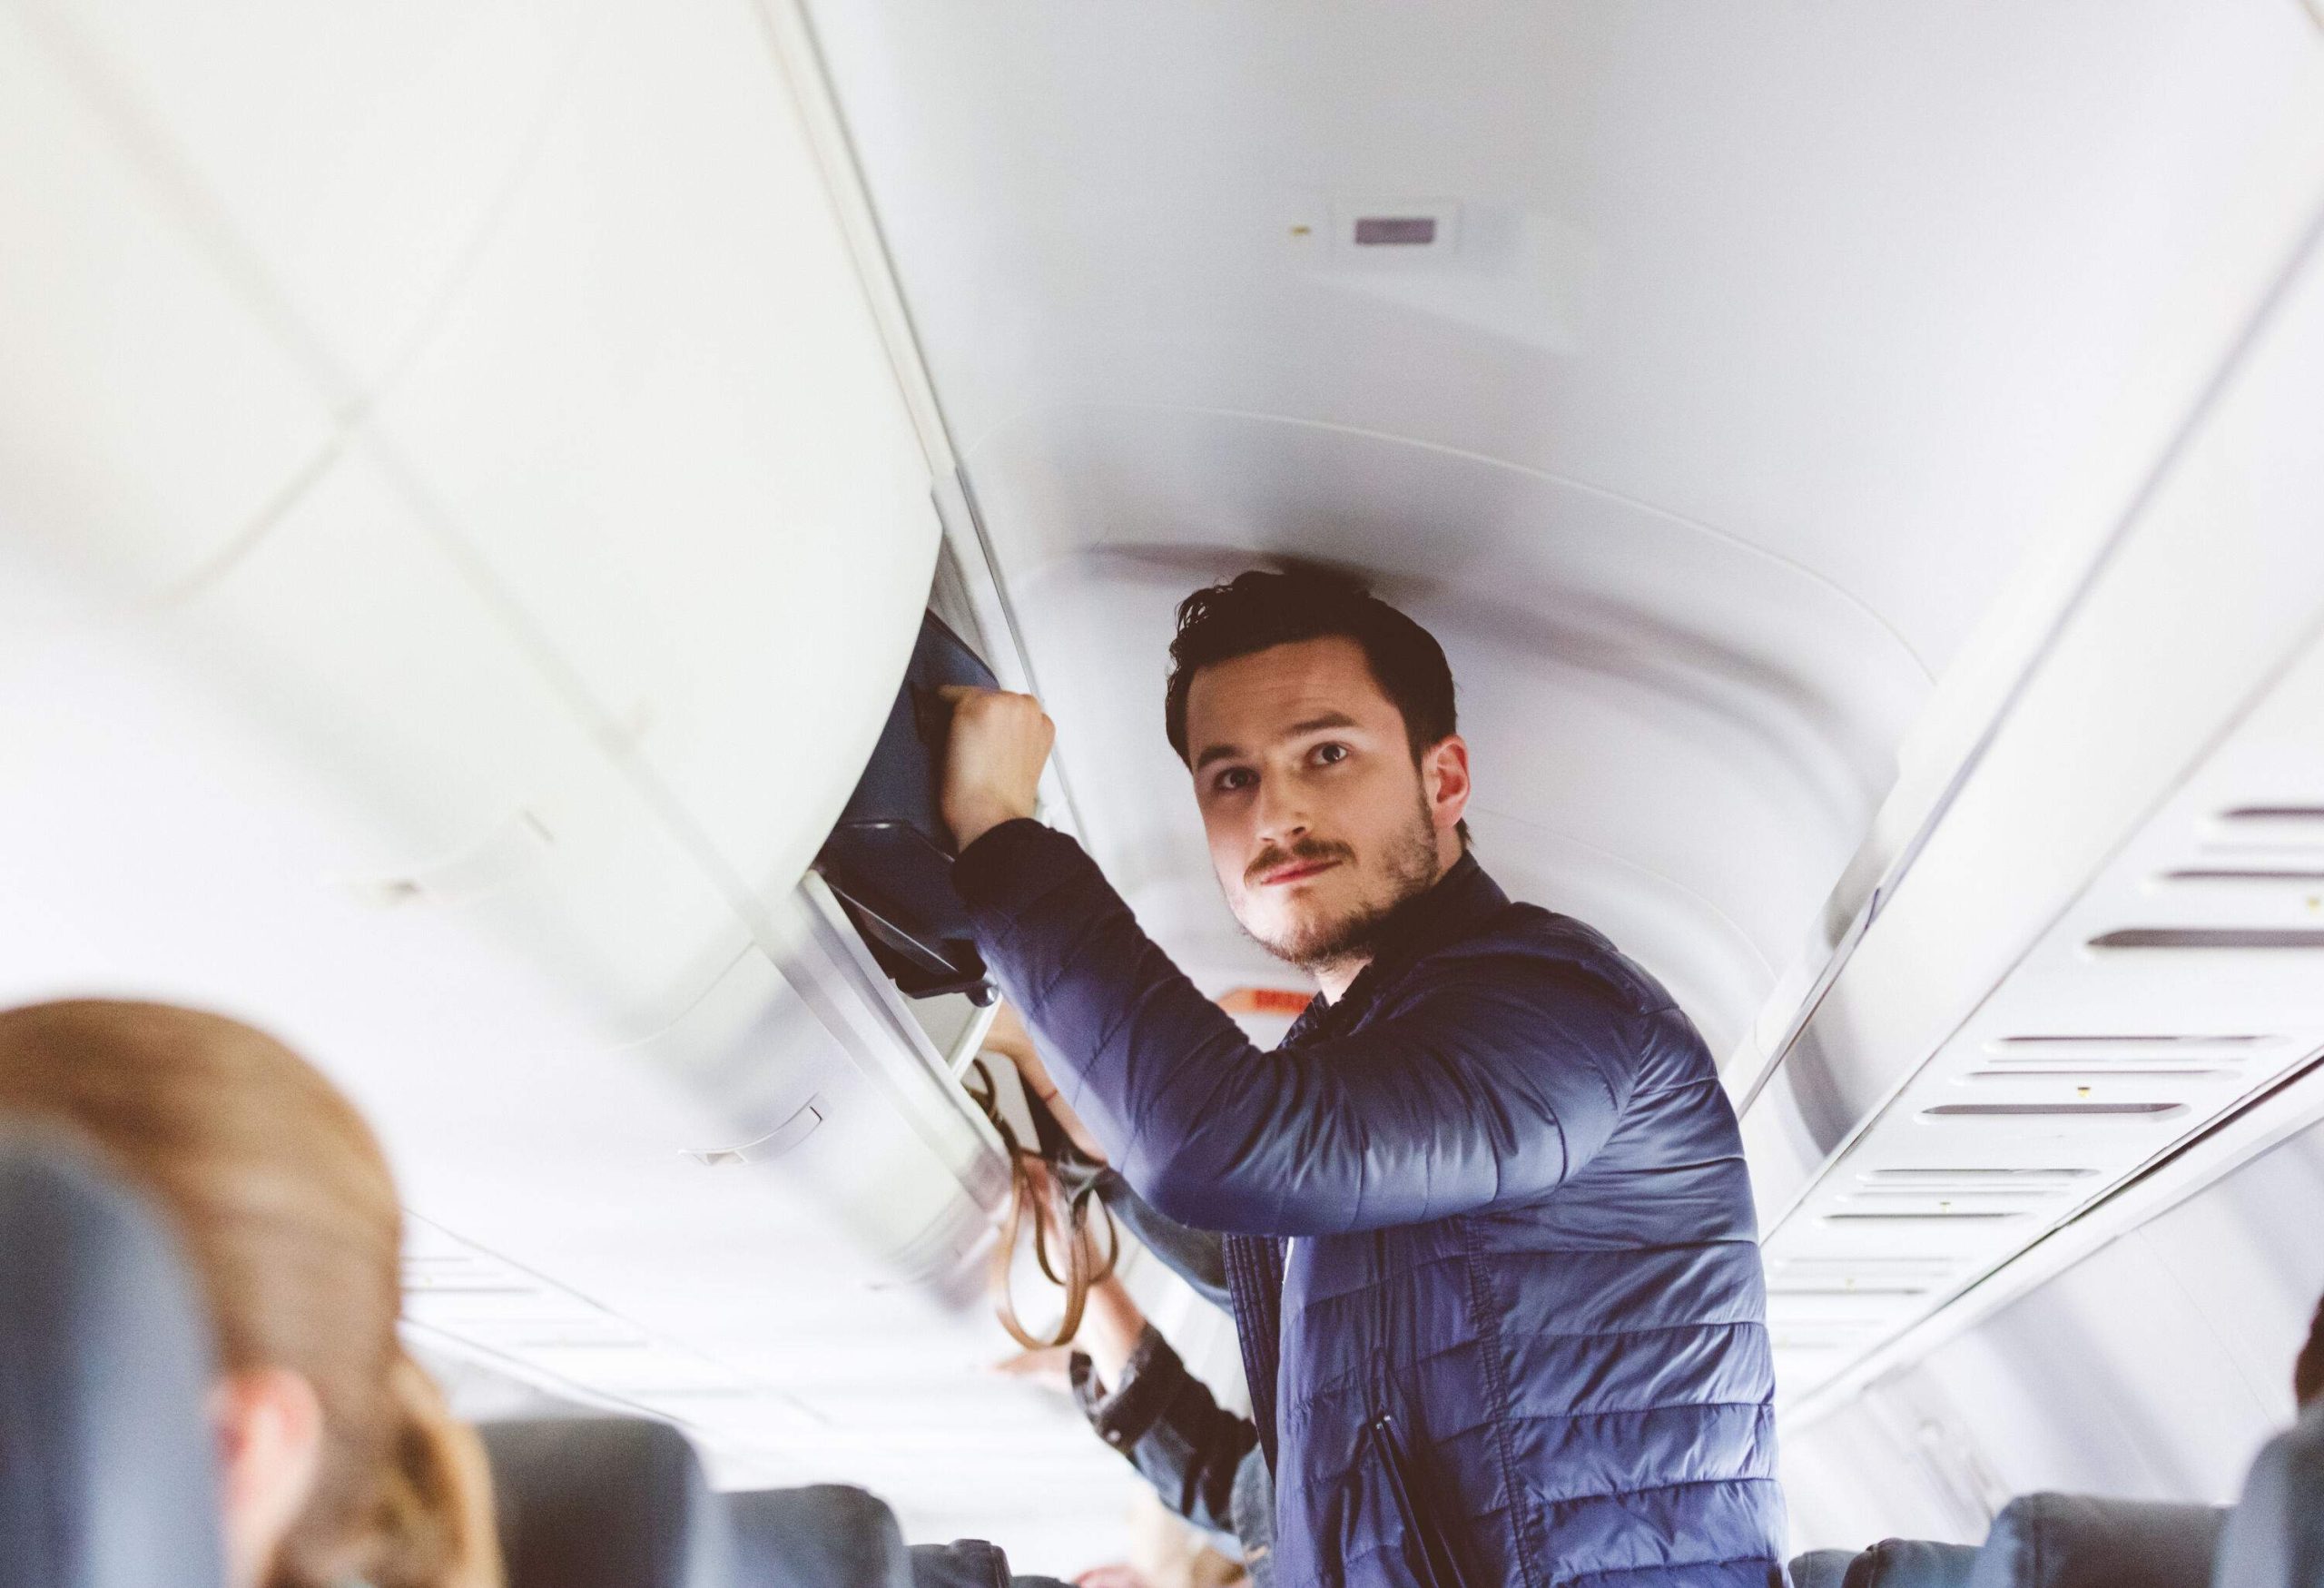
[1365,1412,1466,1588]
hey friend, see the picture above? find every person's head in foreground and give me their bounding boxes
[0,1000,499,1588]
[1164,567,1472,986]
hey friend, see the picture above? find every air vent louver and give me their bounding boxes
[1965,1068,2225,1080]
[1842,1188,2064,1202]
[2089,928,2324,949]
[1988,1035,2266,1047]
[2164,869,2324,883]
[1768,1285,1930,1297]
[1861,1167,2099,1180]
[1923,1101,2183,1117]
[1982,1037,2262,1072]
[1824,1210,2020,1221]
[1354,216,1438,245]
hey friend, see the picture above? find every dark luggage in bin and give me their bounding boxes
[814,612,1000,1004]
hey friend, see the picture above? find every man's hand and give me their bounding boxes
[938,685,1055,851]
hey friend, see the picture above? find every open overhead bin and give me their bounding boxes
[0,0,1029,1327]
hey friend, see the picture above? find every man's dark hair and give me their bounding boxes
[1164,569,1467,839]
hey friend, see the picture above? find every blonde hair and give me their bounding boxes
[0,1000,501,1588]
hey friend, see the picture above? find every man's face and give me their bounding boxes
[1183,636,1467,973]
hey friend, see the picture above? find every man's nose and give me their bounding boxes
[1254,780,1311,847]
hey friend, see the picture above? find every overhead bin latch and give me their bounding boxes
[813,611,1000,1005]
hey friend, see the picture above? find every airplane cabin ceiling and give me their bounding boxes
[805,0,2324,1054]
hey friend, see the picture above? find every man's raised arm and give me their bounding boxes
[954,817,1639,1235]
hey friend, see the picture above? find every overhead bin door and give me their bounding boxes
[0,0,944,1033]
[0,3,1088,1522]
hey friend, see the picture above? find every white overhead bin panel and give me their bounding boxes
[9,0,589,399]
[0,0,944,983]
[32,0,595,397]
[365,0,943,913]
[163,448,751,1041]
[0,0,1021,1463]
[0,7,334,596]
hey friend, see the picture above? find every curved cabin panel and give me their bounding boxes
[9,0,2324,1572]
[805,0,2324,1062]
[803,0,2324,1559]
[0,0,1093,1549]
[1,0,940,968]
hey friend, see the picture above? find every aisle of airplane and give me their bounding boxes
[807,0,2324,1547]
[5,0,2324,1579]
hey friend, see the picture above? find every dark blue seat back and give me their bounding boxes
[1789,1548,1858,1588]
[1969,1494,2224,1588]
[0,1134,224,1588]
[906,1539,1072,1588]
[480,1418,733,1588]
[2214,1405,2324,1588]
[1845,1538,1981,1587]
[726,1484,911,1587]
[724,1484,1081,1588]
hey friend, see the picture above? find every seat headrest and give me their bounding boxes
[480,1418,733,1588]
[2213,1404,2324,1588]
[0,1133,224,1588]
[1969,1494,2224,1588]
[1843,1538,1981,1588]
[907,1540,1075,1588]
[1788,1548,1859,1588]
[724,1485,911,1588]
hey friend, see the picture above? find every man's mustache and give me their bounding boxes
[1246,838,1355,888]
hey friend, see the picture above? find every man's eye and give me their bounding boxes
[1216,768,1256,793]
[1315,743,1351,765]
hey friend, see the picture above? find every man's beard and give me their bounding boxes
[1237,798,1444,973]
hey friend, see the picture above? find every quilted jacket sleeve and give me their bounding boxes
[1093,1169,1232,1312]
[953,821,1642,1235]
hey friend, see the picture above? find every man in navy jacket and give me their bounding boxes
[943,571,1784,1587]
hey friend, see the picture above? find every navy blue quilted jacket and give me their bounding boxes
[955,824,1785,1588]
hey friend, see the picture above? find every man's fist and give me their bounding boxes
[938,686,1055,851]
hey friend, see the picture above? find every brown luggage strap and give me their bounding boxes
[964,1058,1119,1350]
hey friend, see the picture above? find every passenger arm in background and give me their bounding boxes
[1067,1274,1256,1549]
[985,1002,1231,1310]
[980,1001,1111,1164]
[1004,1150,1255,1552]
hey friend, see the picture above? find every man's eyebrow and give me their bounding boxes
[1193,741,1244,772]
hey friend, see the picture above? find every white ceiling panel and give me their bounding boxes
[810,0,2324,1050]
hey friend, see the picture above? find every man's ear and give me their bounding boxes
[210,1366,325,1586]
[1423,735,1472,835]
